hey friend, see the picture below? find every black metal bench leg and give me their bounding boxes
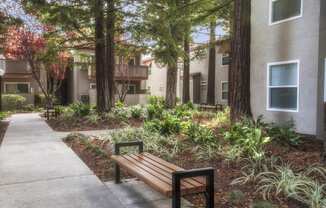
[172,174,181,208]
[206,170,214,208]
[115,163,121,184]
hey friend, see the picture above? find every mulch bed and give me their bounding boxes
[47,117,143,131]
[0,121,9,146]
[64,133,321,208]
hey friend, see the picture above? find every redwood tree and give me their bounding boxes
[229,0,252,121]
[206,19,217,105]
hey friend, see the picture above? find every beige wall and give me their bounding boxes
[251,0,321,135]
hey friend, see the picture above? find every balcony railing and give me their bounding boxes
[89,64,148,80]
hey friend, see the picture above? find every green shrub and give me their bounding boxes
[23,104,35,112]
[2,94,26,110]
[267,121,301,146]
[130,105,144,119]
[224,121,271,160]
[115,100,125,108]
[147,96,165,120]
[173,102,195,119]
[0,112,9,120]
[108,128,181,159]
[185,123,216,146]
[86,113,101,124]
[69,102,91,117]
[34,94,46,107]
[144,113,181,135]
[112,106,130,121]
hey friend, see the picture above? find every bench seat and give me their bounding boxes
[111,152,206,197]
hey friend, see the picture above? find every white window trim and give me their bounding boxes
[269,0,303,26]
[4,82,31,94]
[266,60,300,113]
[221,53,230,67]
[221,81,228,101]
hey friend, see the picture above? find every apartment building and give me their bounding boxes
[251,0,326,137]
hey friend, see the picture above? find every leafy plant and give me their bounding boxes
[144,113,181,135]
[224,121,271,159]
[86,113,101,124]
[185,123,216,146]
[69,102,91,117]
[146,96,165,120]
[256,164,326,208]
[267,121,301,146]
[108,127,181,160]
[112,106,130,121]
[130,105,144,119]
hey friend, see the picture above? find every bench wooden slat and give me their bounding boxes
[129,154,204,188]
[111,153,206,196]
[127,154,200,189]
[143,153,205,185]
[122,155,186,189]
[111,155,172,195]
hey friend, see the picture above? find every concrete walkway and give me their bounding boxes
[0,113,124,208]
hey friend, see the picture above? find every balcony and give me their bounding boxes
[88,64,148,80]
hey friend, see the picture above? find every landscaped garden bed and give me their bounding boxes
[46,102,144,131]
[63,97,326,208]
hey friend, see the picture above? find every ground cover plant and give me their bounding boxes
[62,98,325,207]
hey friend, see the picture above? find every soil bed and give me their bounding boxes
[47,117,143,131]
[64,133,319,208]
[0,121,9,146]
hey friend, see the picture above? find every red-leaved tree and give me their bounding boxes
[4,26,69,106]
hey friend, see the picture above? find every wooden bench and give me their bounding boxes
[44,104,60,120]
[198,104,223,112]
[111,141,215,208]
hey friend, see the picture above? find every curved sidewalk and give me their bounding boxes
[0,113,124,208]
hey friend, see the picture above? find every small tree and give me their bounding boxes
[4,26,69,106]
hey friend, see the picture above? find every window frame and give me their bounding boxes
[266,60,300,113]
[89,83,96,89]
[4,82,30,94]
[221,53,231,66]
[127,84,137,94]
[269,0,303,26]
[221,81,229,101]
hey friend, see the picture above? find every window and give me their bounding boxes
[221,81,228,100]
[90,83,96,89]
[128,84,136,94]
[270,0,302,25]
[267,60,299,112]
[221,54,231,66]
[5,82,29,94]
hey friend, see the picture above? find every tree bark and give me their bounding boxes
[183,34,190,103]
[229,0,252,122]
[95,0,107,112]
[206,20,217,105]
[166,62,178,108]
[182,0,190,104]
[106,0,116,110]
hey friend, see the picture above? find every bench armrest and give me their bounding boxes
[172,167,214,208]
[114,141,144,155]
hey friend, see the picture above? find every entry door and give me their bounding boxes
[192,74,201,104]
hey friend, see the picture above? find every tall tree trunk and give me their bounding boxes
[95,0,107,112]
[182,0,190,104]
[229,0,252,122]
[206,20,216,105]
[166,62,178,108]
[106,0,115,110]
